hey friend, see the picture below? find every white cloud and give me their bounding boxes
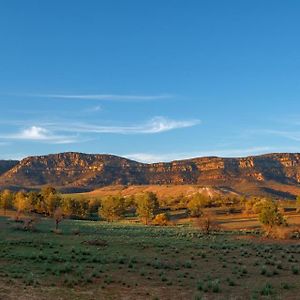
[1,126,77,144]
[51,117,200,134]
[21,126,48,140]
[124,147,271,163]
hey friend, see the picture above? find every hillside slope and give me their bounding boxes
[0,160,19,176]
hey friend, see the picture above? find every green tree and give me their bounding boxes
[27,191,43,213]
[62,197,90,218]
[61,197,76,217]
[135,192,159,225]
[98,196,125,222]
[187,193,210,217]
[44,192,62,216]
[259,199,286,230]
[0,189,13,215]
[88,198,101,215]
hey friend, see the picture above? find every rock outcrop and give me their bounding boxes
[1,152,300,197]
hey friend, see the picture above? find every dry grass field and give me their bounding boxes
[1,208,300,300]
[69,183,300,201]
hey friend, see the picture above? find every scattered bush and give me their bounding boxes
[152,213,170,226]
[195,212,219,235]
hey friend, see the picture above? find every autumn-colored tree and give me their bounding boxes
[152,212,169,226]
[187,193,210,217]
[124,195,135,210]
[98,196,125,222]
[136,192,159,225]
[0,189,13,215]
[13,191,29,219]
[41,186,57,199]
[244,197,265,214]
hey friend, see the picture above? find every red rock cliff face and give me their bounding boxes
[1,152,300,191]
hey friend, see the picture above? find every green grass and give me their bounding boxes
[0,215,300,299]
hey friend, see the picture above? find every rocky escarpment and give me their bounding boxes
[1,152,300,197]
[0,153,145,188]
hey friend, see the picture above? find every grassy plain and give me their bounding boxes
[1,213,300,300]
[69,183,300,200]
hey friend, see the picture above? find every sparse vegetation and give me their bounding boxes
[1,185,300,299]
[135,192,159,225]
[98,195,125,222]
[258,199,287,237]
[187,193,211,217]
[194,211,218,235]
[1,208,300,299]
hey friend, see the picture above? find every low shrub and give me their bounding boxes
[152,213,170,226]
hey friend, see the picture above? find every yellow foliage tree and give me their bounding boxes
[13,191,29,219]
[0,189,13,215]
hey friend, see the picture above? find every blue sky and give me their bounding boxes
[0,0,300,162]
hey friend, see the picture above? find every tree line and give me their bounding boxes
[1,187,299,235]
[0,187,160,225]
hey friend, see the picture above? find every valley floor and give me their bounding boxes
[1,215,300,300]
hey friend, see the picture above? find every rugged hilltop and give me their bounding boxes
[1,152,300,198]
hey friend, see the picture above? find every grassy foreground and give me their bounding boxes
[0,216,300,300]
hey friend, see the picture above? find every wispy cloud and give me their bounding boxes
[0,153,26,160]
[262,129,300,142]
[124,147,271,163]
[29,93,173,101]
[87,105,102,112]
[1,126,77,144]
[0,117,199,147]
[49,117,200,134]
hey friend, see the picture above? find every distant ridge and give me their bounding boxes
[1,152,300,198]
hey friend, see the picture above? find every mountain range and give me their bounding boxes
[1,152,300,198]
